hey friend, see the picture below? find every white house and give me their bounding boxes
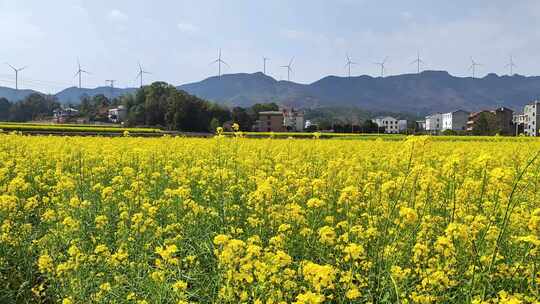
[283,108,304,132]
[53,107,79,123]
[108,105,127,123]
[441,110,470,131]
[523,101,540,136]
[416,120,426,131]
[372,116,407,134]
[425,113,442,132]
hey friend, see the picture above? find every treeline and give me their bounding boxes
[304,106,418,133]
[0,94,60,122]
[0,82,280,132]
[120,82,278,132]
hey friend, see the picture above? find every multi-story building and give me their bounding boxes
[425,113,442,133]
[441,110,470,131]
[467,110,493,132]
[415,120,426,131]
[523,101,540,136]
[372,116,407,134]
[467,107,514,135]
[494,107,514,135]
[513,113,526,135]
[255,111,285,132]
[283,108,304,132]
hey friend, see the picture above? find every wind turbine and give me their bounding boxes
[263,57,270,75]
[469,57,482,78]
[210,49,229,77]
[281,57,294,81]
[74,59,90,89]
[410,51,425,74]
[136,62,151,88]
[374,57,388,77]
[505,55,516,75]
[345,54,357,78]
[5,63,27,90]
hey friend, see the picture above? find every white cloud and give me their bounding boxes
[177,23,199,33]
[108,9,128,22]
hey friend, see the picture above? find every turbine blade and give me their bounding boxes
[289,57,294,66]
[5,63,16,71]
[221,60,230,68]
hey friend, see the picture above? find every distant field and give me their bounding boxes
[0,122,162,134]
[224,131,539,141]
[224,131,407,140]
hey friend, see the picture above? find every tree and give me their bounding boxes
[472,112,497,136]
[9,94,60,122]
[209,118,221,133]
[250,103,279,118]
[0,98,11,121]
[360,120,380,133]
[231,107,253,131]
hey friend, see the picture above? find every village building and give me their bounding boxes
[371,116,407,134]
[108,105,127,123]
[441,110,470,131]
[425,113,442,133]
[283,108,304,132]
[53,107,79,123]
[522,101,540,136]
[255,111,286,132]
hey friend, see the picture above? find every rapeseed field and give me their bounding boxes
[1,134,540,303]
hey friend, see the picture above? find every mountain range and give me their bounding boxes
[2,71,540,114]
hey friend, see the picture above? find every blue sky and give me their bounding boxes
[0,0,538,92]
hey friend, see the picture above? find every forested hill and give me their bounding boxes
[2,71,540,114]
[178,71,540,114]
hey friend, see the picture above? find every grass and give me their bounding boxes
[0,122,162,134]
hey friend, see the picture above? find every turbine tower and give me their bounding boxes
[505,55,516,75]
[5,63,27,90]
[74,59,90,89]
[469,57,482,78]
[374,57,388,77]
[345,54,357,78]
[263,57,270,75]
[281,57,294,81]
[211,49,229,77]
[136,62,151,88]
[410,51,425,74]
